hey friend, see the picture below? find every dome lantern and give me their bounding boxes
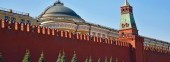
[54,0,64,6]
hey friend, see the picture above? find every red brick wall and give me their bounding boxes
[144,49,170,62]
[0,20,131,62]
[1,20,170,62]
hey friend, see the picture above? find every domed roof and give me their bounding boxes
[40,1,81,19]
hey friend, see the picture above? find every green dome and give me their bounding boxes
[40,1,81,18]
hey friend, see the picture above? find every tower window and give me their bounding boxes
[123,9,125,12]
[126,8,128,11]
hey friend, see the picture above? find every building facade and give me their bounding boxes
[0,0,170,62]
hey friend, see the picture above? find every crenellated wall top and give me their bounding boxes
[0,19,130,47]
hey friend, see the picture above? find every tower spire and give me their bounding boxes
[123,0,130,6]
[58,0,61,3]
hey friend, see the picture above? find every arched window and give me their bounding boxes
[20,19,25,24]
[102,34,106,38]
[26,20,31,24]
[97,33,101,37]
[92,32,96,36]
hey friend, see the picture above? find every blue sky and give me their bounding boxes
[0,0,170,42]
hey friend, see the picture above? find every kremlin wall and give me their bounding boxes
[0,0,170,62]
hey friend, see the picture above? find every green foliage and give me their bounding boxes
[56,51,62,62]
[22,49,31,62]
[85,58,88,62]
[109,57,112,62]
[38,51,46,62]
[105,57,108,62]
[60,51,66,62]
[0,52,3,62]
[71,51,77,62]
[89,56,92,62]
[97,58,101,62]
[115,58,118,62]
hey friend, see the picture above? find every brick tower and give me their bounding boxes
[118,0,144,62]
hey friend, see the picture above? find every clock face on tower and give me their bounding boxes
[122,23,129,28]
[121,18,129,28]
[120,13,135,30]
